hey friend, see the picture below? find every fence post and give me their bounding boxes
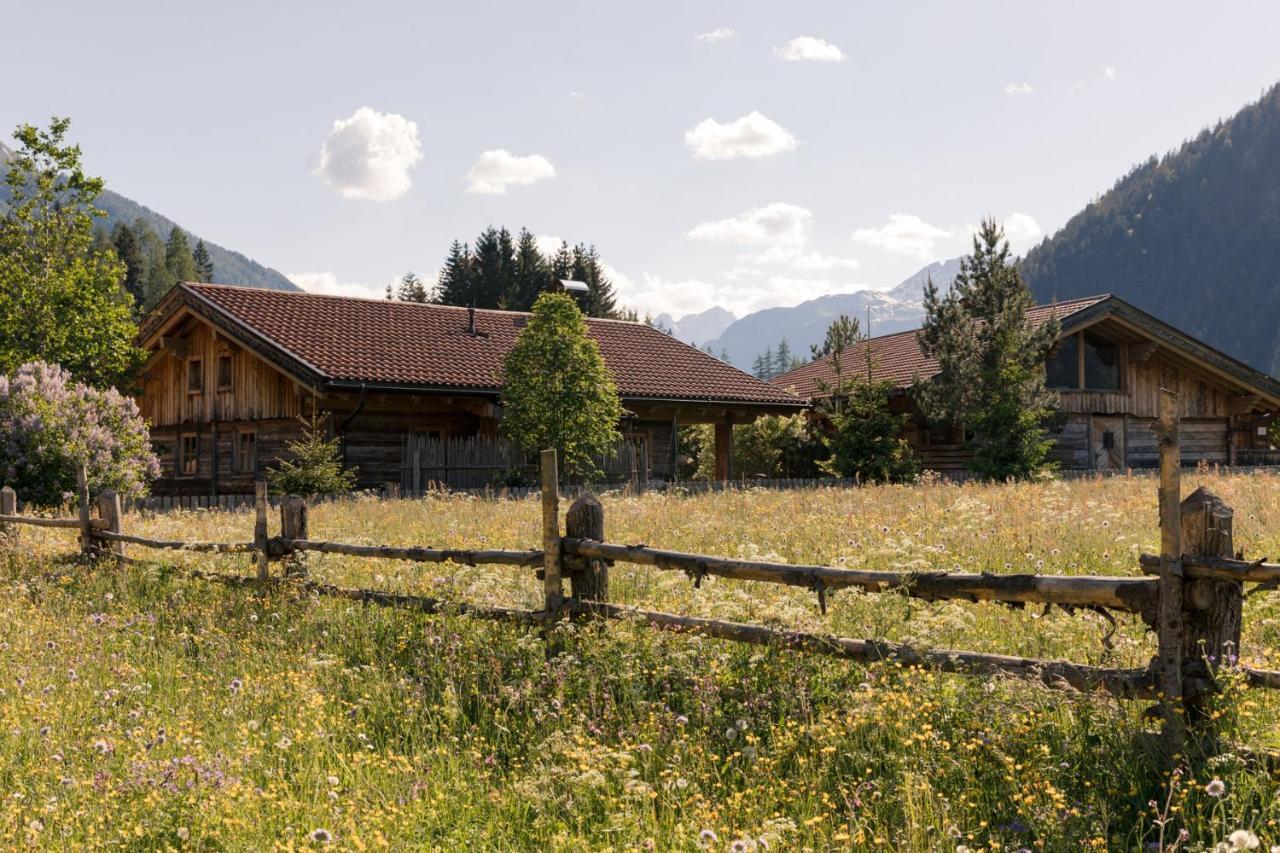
[0,486,16,548]
[565,493,607,604]
[280,496,308,577]
[254,480,270,580]
[540,449,563,618]
[1180,486,1240,745]
[1153,388,1185,756]
[76,463,94,559]
[95,490,125,564]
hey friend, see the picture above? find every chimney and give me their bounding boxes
[468,305,476,335]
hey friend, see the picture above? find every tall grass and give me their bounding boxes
[3,470,1280,849]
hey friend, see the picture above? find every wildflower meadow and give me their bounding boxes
[3,471,1280,849]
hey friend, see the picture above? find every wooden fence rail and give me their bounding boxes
[1,402,1277,760]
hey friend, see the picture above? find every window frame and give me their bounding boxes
[216,353,234,392]
[234,429,257,474]
[1045,331,1126,392]
[186,358,204,395]
[178,432,200,477]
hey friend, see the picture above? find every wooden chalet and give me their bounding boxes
[135,283,804,496]
[771,295,1280,473]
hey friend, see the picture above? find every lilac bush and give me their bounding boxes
[0,361,159,506]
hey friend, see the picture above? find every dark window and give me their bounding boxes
[235,431,256,473]
[1046,335,1080,388]
[1082,332,1121,390]
[187,359,203,394]
[217,354,233,391]
[1102,430,1116,449]
[926,422,959,446]
[179,434,199,476]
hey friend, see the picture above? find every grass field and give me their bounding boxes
[4,471,1280,850]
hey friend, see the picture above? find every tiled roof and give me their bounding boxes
[170,284,803,407]
[771,295,1111,399]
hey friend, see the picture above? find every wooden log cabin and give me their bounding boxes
[771,295,1280,473]
[135,283,805,496]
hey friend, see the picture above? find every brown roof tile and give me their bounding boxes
[174,283,803,407]
[771,295,1111,399]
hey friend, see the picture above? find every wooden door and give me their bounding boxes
[1091,416,1125,470]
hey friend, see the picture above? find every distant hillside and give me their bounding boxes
[706,259,962,370]
[0,140,298,293]
[1021,82,1280,375]
[652,306,736,348]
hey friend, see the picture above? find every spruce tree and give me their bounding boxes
[512,228,550,309]
[396,271,429,302]
[192,239,214,282]
[915,218,1060,480]
[268,414,358,497]
[811,314,862,416]
[570,243,619,318]
[164,227,198,285]
[111,222,147,306]
[470,226,515,308]
[435,240,474,306]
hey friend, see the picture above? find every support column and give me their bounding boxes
[714,419,733,482]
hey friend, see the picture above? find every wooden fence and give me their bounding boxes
[1,388,1277,757]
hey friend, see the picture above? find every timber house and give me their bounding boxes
[771,295,1280,473]
[136,283,804,496]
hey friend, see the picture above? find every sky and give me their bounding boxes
[4,0,1280,321]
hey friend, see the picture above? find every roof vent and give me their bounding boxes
[513,317,527,328]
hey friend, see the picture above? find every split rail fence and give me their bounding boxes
[2,389,1279,756]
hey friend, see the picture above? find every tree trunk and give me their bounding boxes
[565,494,607,603]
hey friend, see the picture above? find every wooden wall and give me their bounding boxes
[1057,349,1240,419]
[138,321,307,427]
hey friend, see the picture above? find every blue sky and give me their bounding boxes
[4,1,1280,319]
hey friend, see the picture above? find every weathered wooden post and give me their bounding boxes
[254,480,270,580]
[1180,486,1240,742]
[1153,388,1185,755]
[76,463,94,559]
[95,490,125,564]
[0,485,17,548]
[565,493,607,604]
[540,449,563,618]
[280,496,308,577]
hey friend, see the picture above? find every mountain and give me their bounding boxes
[0,140,298,293]
[706,258,962,369]
[653,306,736,347]
[1020,83,1280,375]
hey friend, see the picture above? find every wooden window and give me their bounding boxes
[235,431,257,474]
[187,358,203,394]
[1081,331,1121,390]
[179,433,200,476]
[217,354,234,391]
[1046,335,1080,388]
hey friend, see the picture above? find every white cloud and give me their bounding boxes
[612,270,844,318]
[684,111,798,160]
[569,90,586,102]
[851,214,954,258]
[687,202,812,246]
[738,245,860,272]
[1003,82,1034,96]
[288,271,396,302]
[774,36,845,63]
[534,234,566,257]
[466,149,556,194]
[697,27,734,43]
[315,107,422,201]
[1103,65,1118,80]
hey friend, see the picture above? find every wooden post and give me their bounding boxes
[1180,486,1240,742]
[565,494,607,603]
[254,480,270,580]
[95,490,125,564]
[541,449,563,617]
[1153,388,1185,755]
[76,463,93,559]
[280,496,308,577]
[0,486,16,548]
[714,419,733,482]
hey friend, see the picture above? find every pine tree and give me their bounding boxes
[111,222,147,307]
[435,240,474,306]
[138,220,171,308]
[549,240,574,280]
[267,414,358,497]
[811,314,862,416]
[775,339,796,373]
[470,226,515,309]
[512,228,550,310]
[570,243,619,318]
[396,271,429,302]
[916,218,1060,480]
[164,227,198,285]
[192,239,214,282]
[811,314,861,360]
